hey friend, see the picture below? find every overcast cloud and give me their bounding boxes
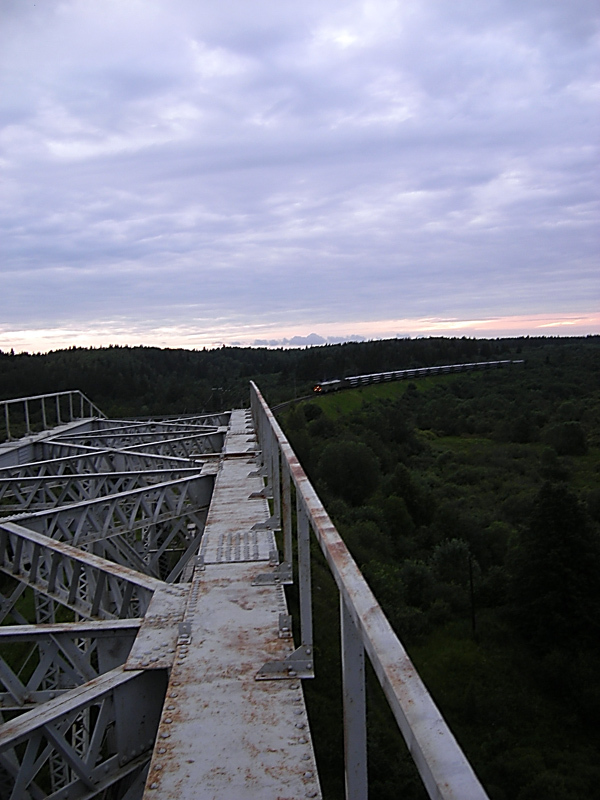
[1,0,598,351]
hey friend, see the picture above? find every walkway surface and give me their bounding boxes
[142,409,322,799]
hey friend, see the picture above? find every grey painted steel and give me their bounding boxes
[0,391,105,443]
[0,468,207,513]
[1,473,212,581]
[0,383,490,798]
[281,459,293,565]
[250,381,490,800]
[0,449,212,482]
[41,430,225,461]
[341,595,367,800]
[0,666,167,800]
[0,521,159,619]
[0,407,221,799]
[297,500,313,651]
[124,585,188,671]
[0,402,323,799]
[143,409,322,799]
[0,620,140,710]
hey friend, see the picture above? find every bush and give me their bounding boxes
[318,440,380,505]
[508,483,600,650]
[542,421,588,456]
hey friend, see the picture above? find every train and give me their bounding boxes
[313,359,524,393]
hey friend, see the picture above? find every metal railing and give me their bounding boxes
[250,381,489,800]
[1,391,105,442]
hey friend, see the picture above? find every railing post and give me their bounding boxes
[4,403,10,441]
[69,392,74,422]
[41,398,47,430]
[271,427,281,529]
[341,594,368,800]
[263,415,272,483]
[24,400,31,435]
[281,460,293,566]
[56,395,61,425]
[297,499,313,651]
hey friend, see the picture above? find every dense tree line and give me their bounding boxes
[280,336,600,800]
[0,334,581,419]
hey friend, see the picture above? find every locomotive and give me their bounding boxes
[313,359,524,393]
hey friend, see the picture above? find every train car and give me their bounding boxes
[313,359,524,394]
[313,379,343,393]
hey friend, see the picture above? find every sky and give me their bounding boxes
[1,0,598,352]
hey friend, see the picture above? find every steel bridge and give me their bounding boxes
[0,387,489,799]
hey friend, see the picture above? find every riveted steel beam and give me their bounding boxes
[0,522,160,620]
[0,666,167,800]
[0,620,141,710]
[0,468,206,513]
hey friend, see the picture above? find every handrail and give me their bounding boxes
[1,390,105,442]
[250,381,489,800]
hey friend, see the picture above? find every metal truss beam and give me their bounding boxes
[53,422,224,442]
[0,522,161,620]
[0,620,141,711]
[0,468,207,512]
[1,474,212,578]
[0,401,225,800]
[0,666,167,800]
[0,450,215,481]
[41,431,225,461]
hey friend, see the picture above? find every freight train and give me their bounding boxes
[313,359,524,393]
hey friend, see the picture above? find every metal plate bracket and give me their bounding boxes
[251,516,280,531]
[248,488,273,500]
[278,613,293,639]
[177,621,192,646]
[247,467,268,478]
[255,645,314,680]
[252,561,292,586]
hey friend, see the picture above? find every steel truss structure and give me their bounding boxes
[0,387,490,800]
[0,402,225,799]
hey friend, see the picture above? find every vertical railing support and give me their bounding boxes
[341,595,368,800]
[271,427,281,529]
[24,400,31,436]
[281,460,293,566]
[297,499,313,651]
[41,398,47,430]
[4,403,11,441]
[56,395,61,425]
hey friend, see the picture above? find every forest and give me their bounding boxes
[279,336,600,800]
[1,334,599,799]
[1,334,526,419]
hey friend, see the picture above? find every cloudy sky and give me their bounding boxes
[1,0,598,352]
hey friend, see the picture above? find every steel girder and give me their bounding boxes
[0,522,160,620]
[39,430,225,462]
[0,468,206,513]
[0,451,214,480]
[2,474,213,578]
[0,408,225,799]
[0,666,167,800]
[0,621,141,711]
